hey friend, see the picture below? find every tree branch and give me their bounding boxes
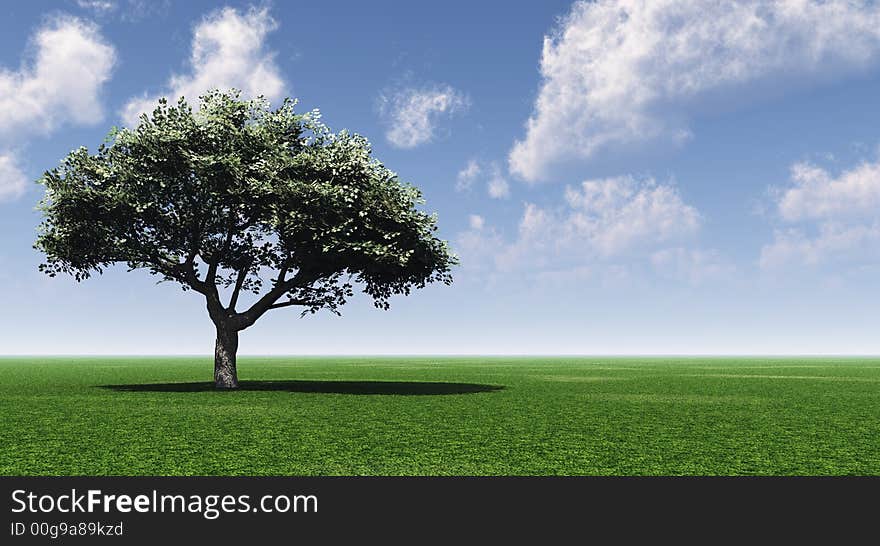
[233,268,320,330]
[152,250,224,322]
[149,252,209,295]
[205,221,236,286]
[268,298,306,310]
[205,260,220,287]
[227,266,249,311]
[277,256,292,283]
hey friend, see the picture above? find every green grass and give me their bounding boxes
[2,356,880,475]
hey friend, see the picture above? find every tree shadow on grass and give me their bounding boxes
[100,380,504,396]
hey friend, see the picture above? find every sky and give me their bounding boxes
[3,0,880,355]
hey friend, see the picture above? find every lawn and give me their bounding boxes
[1,356,879,475]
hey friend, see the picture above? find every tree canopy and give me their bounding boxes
[35,90,456,386]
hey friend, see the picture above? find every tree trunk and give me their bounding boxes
[214,326,239,389]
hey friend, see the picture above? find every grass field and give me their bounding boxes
[1,356,879,475]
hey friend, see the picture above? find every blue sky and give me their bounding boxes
[3,0,880,355]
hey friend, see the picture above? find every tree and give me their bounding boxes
[35,90,456,389]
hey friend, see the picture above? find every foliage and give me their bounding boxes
[35,90,455,326]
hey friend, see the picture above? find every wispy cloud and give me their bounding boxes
[76,1,170,22]
[76,0,116,14]
[468,214,485,230]
[651,247,736,285]
[486,164,510,199]
[458,175,702,278]
[0,153,28,202]
[379,84,467,149]
[456,159,481,192]
[456,159,510,199]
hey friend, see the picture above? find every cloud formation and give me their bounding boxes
[76,0,116,14]
[0,154,28,202]
[486,165,510,199]
[456,159,510,199]
[0,16,116,141]
[458,175,701,275]
[468,214,485,230]
[77,1,169,22]
[509,0,880,182]
[777,160,880,221]
[651,247,735,284]
[763,156,880,268]
[761,223,880,269]
[456,159,481,192]
[121,7,284,127]
[380,85,467,149]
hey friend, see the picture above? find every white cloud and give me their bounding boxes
[651,247,735,284]
[456,159,511,198]
[121,7,284,127]
[509,0,880,182]
[0,153,28,202]
[455,219,504,276]
[777,160,880,221]
[77,1,169,22]
[486,164,510,199]
[468,214,485,230]
[457,175,701,275]
[76,0,116,14]
[380,85,467,149]
[456,159,481,191]
[763,155,880,268]
[0,16,116,141]
[558,176,701,255]
[760,223,880,269]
